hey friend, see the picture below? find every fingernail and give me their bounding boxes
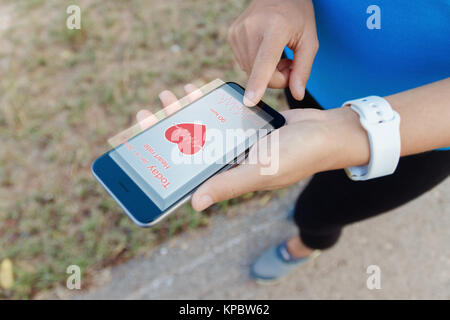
[243,90,257,106]
[197,194,213,211]
[295,82,305,100]
[184,83,195,92]
[159,90,170,100]
[298,86,305,100]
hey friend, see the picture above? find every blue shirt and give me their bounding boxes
[284,0,449,107]
[284,0,450,150]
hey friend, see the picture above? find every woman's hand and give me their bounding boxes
[228,0,318,105]
[191,106,370,211]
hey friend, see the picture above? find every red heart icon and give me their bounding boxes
[165,123,206,155]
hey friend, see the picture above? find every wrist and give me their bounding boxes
[320,107,371,171]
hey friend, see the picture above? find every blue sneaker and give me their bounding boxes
[250,240,320,284]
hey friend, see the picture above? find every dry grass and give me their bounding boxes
[0,0,288,298]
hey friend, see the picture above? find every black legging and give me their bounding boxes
[285,87,450,250]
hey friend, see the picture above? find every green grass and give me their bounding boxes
[0,0,288,299]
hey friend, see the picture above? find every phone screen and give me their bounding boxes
[109,83,274,211]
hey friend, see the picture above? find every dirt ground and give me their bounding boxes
[62,178,450,299]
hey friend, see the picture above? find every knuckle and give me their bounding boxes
[268,11,287,28]
[242,19,254,34]
[227,186,240,200]
[313,39,319,52]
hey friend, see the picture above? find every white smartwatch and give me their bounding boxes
[343,96,401,181]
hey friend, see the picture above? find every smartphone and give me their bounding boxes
[92,82,285,227]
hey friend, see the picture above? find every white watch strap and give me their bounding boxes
[343,96,401,181]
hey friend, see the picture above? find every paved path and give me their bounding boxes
[74,178,450,299]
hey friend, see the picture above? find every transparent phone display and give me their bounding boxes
[108,79,274,210]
